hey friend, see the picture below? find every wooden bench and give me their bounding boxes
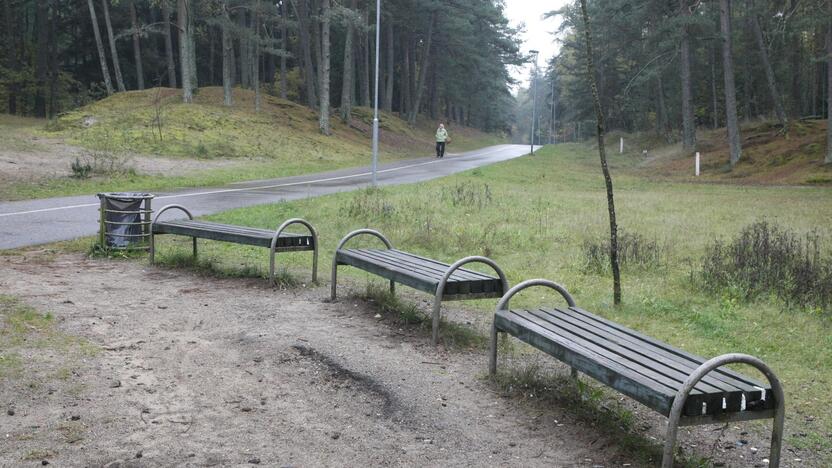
[331,229,509,345]
[489,279,785,468]
[150,204,318,284]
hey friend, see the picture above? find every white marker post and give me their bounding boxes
[619,137,624,154]
[695,152,700,176]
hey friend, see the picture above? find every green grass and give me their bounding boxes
[0,295,98,383]
[146,143,832,461]
[0,87,505,200]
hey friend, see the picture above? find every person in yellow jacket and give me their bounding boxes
[435,123,449,158]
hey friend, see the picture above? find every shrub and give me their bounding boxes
[700,221,832,313]
[69,157,92,178]
[583,230,665,274]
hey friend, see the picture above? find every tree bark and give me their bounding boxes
[408,11,436,126]
[402,40,412,116]
[750,8,787,128]
[712,43,719,129]
[3,0,18,113]
[239,10,249,88]
[221,1,233,106]
[656,75,669,141]
[720,0,742,165]
[292,0,318,108]
[162,0,177,88]
[101,0,126,92]
[87,0,114,95]
[383,19,394,112]
[34,0,49,117]
[254,0,262,112]
[129,0,145,90]
[319,0,331,135]
[359,18,370,107]
[178,0,192,103]
[280,3,287,99]
[826,0,832,164]
[340,0,358,123]
[579,0,621,305]
[679,0,696,151]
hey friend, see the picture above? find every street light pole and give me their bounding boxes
[371,0,381,187]
[529,50,539,155]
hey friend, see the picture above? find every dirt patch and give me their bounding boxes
[0,253,816,466]
[0,131,235,187]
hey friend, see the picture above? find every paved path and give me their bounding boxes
[0,144,537,249]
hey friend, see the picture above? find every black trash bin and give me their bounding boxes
[97,192,155,249]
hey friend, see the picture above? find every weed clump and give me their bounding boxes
[442,182,492,209]
[343,188,397,220]
[700,221,832,313]
[583,230,666,274]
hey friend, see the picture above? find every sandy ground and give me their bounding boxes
[0,133,234,187]
[0,253,814,467]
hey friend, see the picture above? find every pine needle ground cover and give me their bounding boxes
[149,143,832,458]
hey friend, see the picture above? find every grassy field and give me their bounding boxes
[0,87,504,200]
[142,143,832,461]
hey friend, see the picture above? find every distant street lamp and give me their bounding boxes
[371,0,381,187]
[529,49,539,155]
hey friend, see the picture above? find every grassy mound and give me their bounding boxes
[629,120,832,185]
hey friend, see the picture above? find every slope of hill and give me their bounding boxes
[629,120,832,186]
[0,87,503,200]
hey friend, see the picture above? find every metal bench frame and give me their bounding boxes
[331,229,509,345]
[150,204,318,284]
[490,279,785,468]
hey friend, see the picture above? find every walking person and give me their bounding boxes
[435,123,449,158]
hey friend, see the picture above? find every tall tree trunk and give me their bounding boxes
[280,4,287,99]
[679,0,696,151]
[178,0,192,103]
[579,0,621,305]
[319,0,331,135]
[208,25,215,86]
[826,0,832,164]
[87,0,114,95]
[162,0,177,88]
[712,43,719,129]
[239,10,249,88]
[3,0,18,113]
[221,1,233,106]
[408,11,436,126]
[383,19,394,112]
[720,0,743,165]
[292,0,317,108]
[129,0,144,90]
[254,1,261,112]
[750,8,787,128]
[656,75,669,141]
[101,0,126,92]
[34,0,48,117]
[340,0,358,123]
[359,21,370,107]
[402,41,412,116]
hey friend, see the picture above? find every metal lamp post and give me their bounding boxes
[529,50,539,155]
[371,0,381,187]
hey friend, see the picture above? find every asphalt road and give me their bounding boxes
[0,144,537,249]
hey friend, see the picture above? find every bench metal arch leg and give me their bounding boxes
[150,204,195,264]
[662,353,785,468]
[330,229,394,300]
[489,279,576,375]
[269,218,319,286]
[432,256,509,346]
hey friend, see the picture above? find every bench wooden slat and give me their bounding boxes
[568,306,771,404]
[344,249,502,297]
[336,250,442,294]
[154,220,314,251]
[495,309,680,415]
[555,307,764,397]
[379,249,497,281]
[512,309,718,415]
[526,308,736,415]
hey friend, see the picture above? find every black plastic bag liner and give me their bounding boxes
[97,192,154,248]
